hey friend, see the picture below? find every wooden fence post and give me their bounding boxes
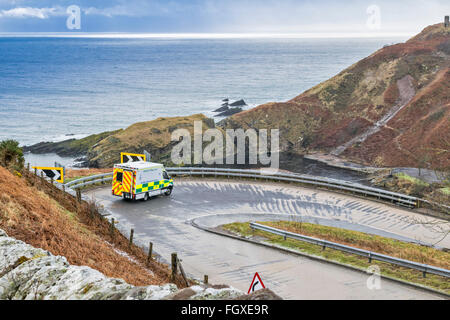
[76,189,82,202]
[204,275,208,284]
[89,203,95,219]
[178,258,189,287]
[110,218,115,239]
[129,228,134,247]
[171,253,178,282]
[147,242,153,265]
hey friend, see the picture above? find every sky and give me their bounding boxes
[0,0,448,35]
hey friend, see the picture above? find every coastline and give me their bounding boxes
[24,152,80,169]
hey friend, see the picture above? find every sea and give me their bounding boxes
[0,35,407,169]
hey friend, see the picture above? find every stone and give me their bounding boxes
[229,99,247,107]
[214,107,243,117]
[0,229,245,300]
[234,288,283,300]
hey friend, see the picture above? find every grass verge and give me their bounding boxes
[394,172,430,187]
[222,221,450,294]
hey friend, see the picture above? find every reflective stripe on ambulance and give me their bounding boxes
[135,179,173,194]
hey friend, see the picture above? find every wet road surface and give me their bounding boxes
[87,179,448,299]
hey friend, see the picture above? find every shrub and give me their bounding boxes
[0,139,24,171]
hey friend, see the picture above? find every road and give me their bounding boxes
[86,179,448,299]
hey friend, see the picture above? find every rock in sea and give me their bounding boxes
[214,107,242,117]
[229,99,246,107]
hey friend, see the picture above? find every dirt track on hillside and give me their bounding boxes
[332,75,416,156]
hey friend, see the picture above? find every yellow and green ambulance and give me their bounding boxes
[112,161,173,201]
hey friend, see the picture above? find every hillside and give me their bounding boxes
[221,23,450,170]
[87,114,216,168]
[0,166,170,286]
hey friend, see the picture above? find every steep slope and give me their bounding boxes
[0,166,169,286]
[221,23,450,169]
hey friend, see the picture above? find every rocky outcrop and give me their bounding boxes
[229,99,247,107]
[0,229,244,300]
[215,107,243,117]
[213,105,229,112]
[234,288,283,300]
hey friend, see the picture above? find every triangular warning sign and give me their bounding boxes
[248,272,265,294]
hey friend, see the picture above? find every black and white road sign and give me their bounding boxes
[32,167,64,183]
[248,272,266,294]
[120,152,146,163]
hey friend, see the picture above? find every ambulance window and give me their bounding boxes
[163,171,169,179]
[117,172,123,183]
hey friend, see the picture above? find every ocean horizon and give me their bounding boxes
[0,32,414,38]
[0,36,408,147]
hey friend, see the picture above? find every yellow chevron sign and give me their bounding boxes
[120,152,146,163]
[32,166,64,183]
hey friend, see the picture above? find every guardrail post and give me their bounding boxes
[171,253,178,282]
[368,252,372,263]
[129,228,134,247]
[422,270,427,278]
[147,242,153,265]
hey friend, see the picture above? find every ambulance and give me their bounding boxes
[112,161,173,201]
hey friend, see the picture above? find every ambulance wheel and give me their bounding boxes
[164,187,172,196]
[143,192,149,201]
